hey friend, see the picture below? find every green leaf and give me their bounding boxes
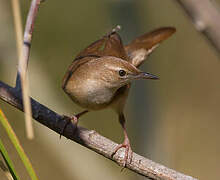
[0,109,39,180]
[0,139,20,180]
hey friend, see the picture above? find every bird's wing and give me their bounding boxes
[125,27,176,67]
[102,32,128,60]
[74,30,129,61]
[62,56,95,90]
[74,38,106,60]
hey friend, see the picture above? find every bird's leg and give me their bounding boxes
[112,113,133,167]
[60,110,88,138]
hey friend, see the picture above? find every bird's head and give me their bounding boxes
[96,56,158,89]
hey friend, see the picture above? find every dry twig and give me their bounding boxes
[175,0,220,55]
[12,0,42,139]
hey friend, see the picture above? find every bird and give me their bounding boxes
[62,26,176,167]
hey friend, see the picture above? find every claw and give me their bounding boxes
[112,139,133,167]
[60,115,78,139]
[60,110,88,139]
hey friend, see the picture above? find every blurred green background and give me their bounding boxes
[0,0,220,179]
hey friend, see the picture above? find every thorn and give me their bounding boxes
[112,25,121,33]
[105,25,122,37]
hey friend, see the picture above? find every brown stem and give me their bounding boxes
[12,0,41,139]
[16,0,41,90]
[175,0,220,55]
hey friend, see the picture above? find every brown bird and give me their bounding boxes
[62,26,176,166]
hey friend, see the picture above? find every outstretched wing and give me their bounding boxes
[125,27,176,67]
[102,31,128,60]
[75,31,128,61]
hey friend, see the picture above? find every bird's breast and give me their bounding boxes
[64,77,115,110]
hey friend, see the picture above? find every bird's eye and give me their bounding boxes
[119,70,126,77]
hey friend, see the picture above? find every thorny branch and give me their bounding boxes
[0,0,199,179]
[0,82,197,180]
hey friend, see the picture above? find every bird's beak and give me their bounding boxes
[134,72,159,80]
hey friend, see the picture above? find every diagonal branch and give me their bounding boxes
[0,81,198,180]
[174,0,220,55]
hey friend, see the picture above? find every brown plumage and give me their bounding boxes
[62,26,176,166]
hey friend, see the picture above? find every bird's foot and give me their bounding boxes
[112,138,133,167]
[60,115,78,139]
[60,110,89,138]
